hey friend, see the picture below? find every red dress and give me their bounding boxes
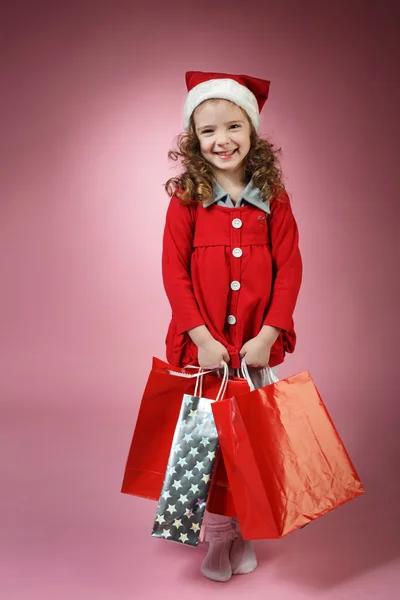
[162,190,303,370]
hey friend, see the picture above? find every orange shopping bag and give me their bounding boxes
[211,360,365,539]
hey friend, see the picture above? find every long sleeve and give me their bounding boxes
[162,195,205,334]
[263,191,303,332]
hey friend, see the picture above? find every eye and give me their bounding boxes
[230,124,240,129]
[201,129,213,134]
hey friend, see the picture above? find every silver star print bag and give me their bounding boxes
[151,362,229,547]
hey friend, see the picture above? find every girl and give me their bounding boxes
[161,71,303,582]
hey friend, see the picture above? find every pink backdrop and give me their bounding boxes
[1,1,399,598]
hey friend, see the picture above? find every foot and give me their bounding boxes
[230,535,258,575]
[201,540,233,582]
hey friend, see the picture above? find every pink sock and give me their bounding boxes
[201,539,233,582]
[201,512,236,582]
[230,519,258,575]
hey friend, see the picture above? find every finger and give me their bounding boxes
[222,351,230,363]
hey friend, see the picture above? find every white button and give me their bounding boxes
[232,218,242,229]
[230,281,241,291]
[232,247,243,258]
[227,315,237,325]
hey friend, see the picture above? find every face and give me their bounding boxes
[193,99,252,175]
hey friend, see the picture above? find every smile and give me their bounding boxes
[214,149,238,158]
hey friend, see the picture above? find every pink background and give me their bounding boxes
[1,1,399,598]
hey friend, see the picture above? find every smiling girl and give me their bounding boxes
[161,71,303,581]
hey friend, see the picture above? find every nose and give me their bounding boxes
[215,132,231,147]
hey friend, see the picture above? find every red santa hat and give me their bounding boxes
[184,71,270,132]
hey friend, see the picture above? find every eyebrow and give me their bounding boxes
[198,120,245,130]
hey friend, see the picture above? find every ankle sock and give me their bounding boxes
[201,539,233,582]
[230,519,258,575]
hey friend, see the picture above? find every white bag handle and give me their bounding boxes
[215,360,229,402]
[240,357,279,392]
[194,360,229,401]
[168,365,219,382]
[194,367,204,397]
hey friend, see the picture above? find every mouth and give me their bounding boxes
[214,149,238,158]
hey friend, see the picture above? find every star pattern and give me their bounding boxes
[173,518,183,529]
[161,529,172,539]
[184,469,194,480]
[151,393,219,547]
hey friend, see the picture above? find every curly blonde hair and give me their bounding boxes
[164,100,287,206]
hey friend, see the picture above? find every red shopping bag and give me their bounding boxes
[211,370,365,539]
[120,357,249,514]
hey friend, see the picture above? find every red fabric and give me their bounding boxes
[212,374,365,539]
[162,192,303,370]
[185,71,270,112]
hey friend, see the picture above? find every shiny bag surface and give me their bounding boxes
[151,366,229,547]
[211,361,365,539]
[120,357,249,516]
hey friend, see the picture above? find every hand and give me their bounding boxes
[240,336,271,369]
[197,338,230,369]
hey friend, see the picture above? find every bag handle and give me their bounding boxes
[215,360,229,402]
[194,367,204,397]
[240,357,279,392]
[194,360,229,401]
[168,365,219,380]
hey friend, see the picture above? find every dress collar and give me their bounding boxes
[203,178,270,214]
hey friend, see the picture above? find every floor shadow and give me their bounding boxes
[255,470,400,590]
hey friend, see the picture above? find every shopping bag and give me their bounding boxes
[151,363,229,547]
[121,357,249,516]
[211,359,365,539]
